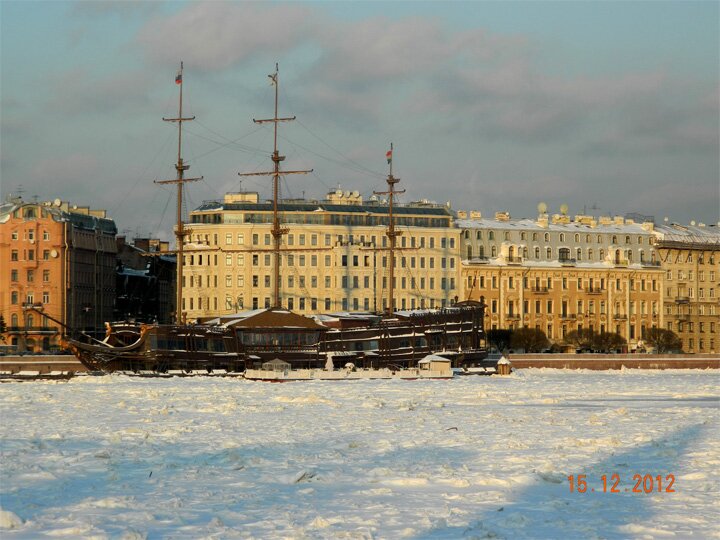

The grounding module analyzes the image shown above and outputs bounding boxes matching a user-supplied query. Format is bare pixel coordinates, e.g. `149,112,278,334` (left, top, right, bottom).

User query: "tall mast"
374,143,405,315
155,62,202,323
239,63,312,308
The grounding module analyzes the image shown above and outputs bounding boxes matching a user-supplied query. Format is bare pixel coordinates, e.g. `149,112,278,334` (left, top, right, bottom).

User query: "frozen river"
1,369,718,539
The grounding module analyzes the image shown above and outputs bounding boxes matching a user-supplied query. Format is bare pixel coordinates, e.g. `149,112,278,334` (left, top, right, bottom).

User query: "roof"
455,217,652,235
194,201,453,217
653,223,720,247
223,308,328,330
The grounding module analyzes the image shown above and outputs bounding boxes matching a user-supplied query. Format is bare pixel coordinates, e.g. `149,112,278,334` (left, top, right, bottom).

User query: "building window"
11,250,18,261
43,270,50,282
11,291,18,304
11,270,18,282
42,291,49,304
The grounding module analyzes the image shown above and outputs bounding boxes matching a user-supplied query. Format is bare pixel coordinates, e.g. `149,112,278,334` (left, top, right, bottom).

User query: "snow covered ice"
1,369,718,539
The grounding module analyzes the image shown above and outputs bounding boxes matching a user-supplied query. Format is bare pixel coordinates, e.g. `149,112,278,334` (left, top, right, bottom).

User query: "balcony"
641,260,661,267
613,259,629,267
559,257,576,266
505,256,523,265
613,314,628,320
675,296,690,304
587,287,603,294
560,313,576,320
505,314,520,320
532,286,549,294
467,257,489,265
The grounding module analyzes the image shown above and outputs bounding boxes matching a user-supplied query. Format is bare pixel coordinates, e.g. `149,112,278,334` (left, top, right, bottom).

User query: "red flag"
386,149,392,163
175,71,182,85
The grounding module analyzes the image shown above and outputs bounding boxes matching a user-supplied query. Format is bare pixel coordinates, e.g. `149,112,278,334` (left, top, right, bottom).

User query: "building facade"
0,197,117,351
182,190,461,320
457,211,664,350
116,236,176,323
654,223,719,354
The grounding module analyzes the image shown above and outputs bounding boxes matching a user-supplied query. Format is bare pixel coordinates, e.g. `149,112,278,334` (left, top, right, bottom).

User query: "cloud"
45,68,154,116
136,2,318,71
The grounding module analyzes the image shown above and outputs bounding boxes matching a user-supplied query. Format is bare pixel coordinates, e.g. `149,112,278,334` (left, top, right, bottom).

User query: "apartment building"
654,222,719,354
458,210,663,349
181,190,461,320
0,197,117,351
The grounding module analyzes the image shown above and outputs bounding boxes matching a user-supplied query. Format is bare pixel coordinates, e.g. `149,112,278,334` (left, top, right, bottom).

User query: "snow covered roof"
456,217,652,235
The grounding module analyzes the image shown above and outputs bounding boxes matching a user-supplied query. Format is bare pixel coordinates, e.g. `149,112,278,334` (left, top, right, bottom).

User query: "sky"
1,1,718,241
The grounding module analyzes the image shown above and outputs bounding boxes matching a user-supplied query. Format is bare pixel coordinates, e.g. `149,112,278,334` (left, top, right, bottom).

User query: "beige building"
182,190,461,320
654,222,719,354
457,210,664,349
0,197,117,351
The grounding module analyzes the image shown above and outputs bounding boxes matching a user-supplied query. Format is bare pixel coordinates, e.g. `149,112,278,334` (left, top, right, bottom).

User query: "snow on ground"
1,369,718,539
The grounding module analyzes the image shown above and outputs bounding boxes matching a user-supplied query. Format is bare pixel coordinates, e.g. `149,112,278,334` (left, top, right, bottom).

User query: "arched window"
523,247,528,258
639,250,645,262
612,235,617,244
560,233,565,242
588,249,593,260
27,314,34,327
625,235,631,244
597,235,602,243
491,245,497,257
532,233,538,241
479,246,485,258
467,246,473,259
488,231,495,240
576,248,582,261
546,247,552,259
520,232,526,240
534,247,540,259
638,236,643,245
627,250,633,262
11,314,18,326
544,233,550,242
586,235,591,243
600,249,605,261
504,231,511,241
574,234,580,242
559,248,570,261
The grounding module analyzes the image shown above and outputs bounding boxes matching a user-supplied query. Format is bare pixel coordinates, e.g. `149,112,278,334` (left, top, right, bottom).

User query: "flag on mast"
175,70,182,85
386,149,393,164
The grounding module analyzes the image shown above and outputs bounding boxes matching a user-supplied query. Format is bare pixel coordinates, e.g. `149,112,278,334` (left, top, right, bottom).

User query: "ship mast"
155,62,202,323
239,64,312,308
374,143,405,315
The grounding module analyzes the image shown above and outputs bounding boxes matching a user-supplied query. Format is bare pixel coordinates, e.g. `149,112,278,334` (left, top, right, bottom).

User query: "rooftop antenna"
374,143,405,315
154,61,203,323
239,63,313,308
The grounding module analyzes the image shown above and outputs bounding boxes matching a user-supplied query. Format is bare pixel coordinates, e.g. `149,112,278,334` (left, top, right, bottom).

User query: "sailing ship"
63,63,491,377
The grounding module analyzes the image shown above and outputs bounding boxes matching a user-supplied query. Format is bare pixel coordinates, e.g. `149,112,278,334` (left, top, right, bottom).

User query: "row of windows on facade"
468,245,655,263
490,322,654,340
665,286,716,299
668,251,717,264
192,232,456,249
669,334,715,352
186,252,457,270
667,270,717,281
668,321,716,334
182,295,448,312
9,269,52,283
666,304,717,316
9,229,51,241
184,273,456,292
468,275,658,292
487,299,658,316
10,249,55,262
9,291,51,305
4,312,53,328
464,230,653,246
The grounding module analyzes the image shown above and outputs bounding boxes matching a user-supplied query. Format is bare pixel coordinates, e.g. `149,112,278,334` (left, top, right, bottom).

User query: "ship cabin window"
194,337,227,352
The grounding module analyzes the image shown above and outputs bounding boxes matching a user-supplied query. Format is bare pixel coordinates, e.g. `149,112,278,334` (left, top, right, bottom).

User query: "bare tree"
592,332,626,353
645,328,682,353
510,327,550,353
564,328,596,351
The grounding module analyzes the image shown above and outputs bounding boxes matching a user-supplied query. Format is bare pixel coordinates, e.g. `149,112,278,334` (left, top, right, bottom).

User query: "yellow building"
182,190,461,320
654,222,719,354
457,210,664,349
